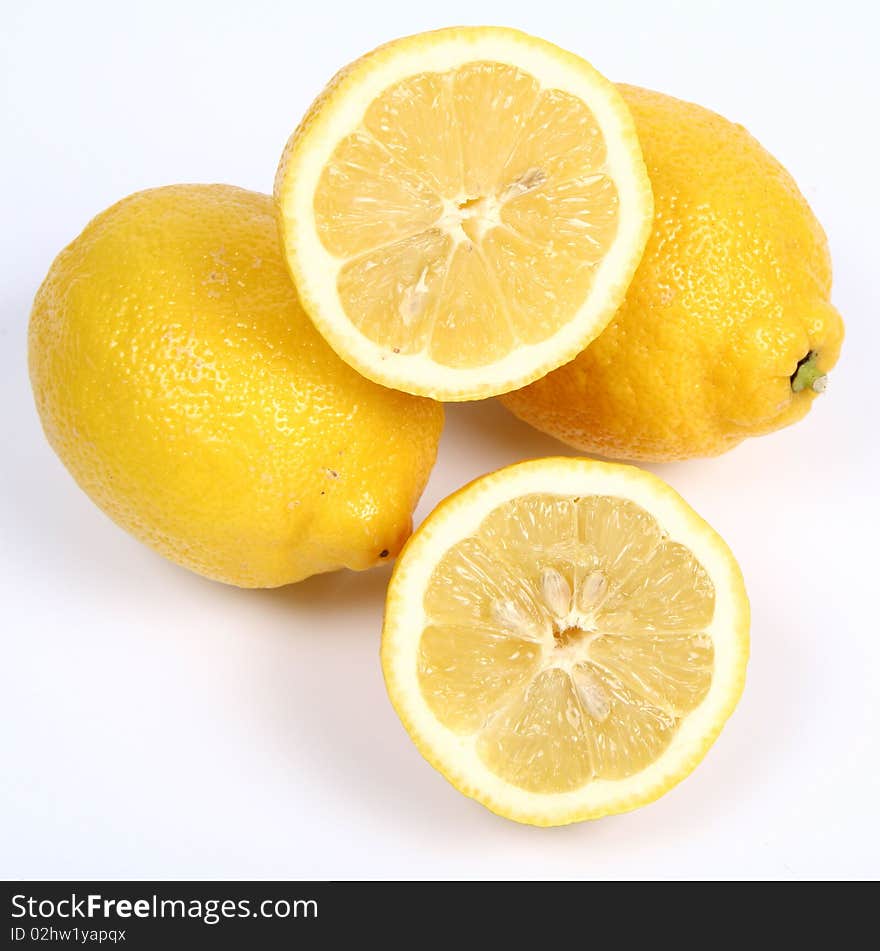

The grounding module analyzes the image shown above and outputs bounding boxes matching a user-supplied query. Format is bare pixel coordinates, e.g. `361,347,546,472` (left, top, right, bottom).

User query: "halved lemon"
275,27,653,400
382,458,749,825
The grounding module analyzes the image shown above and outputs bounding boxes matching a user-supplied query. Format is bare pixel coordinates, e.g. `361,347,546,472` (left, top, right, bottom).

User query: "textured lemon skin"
382,458,749,826
501,85,845,461
29,185,443,587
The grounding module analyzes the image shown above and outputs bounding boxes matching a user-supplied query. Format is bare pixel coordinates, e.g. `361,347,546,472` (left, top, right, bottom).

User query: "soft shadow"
443,396,737,494
254,561,395,618
242,568,491,837
444,399,586,462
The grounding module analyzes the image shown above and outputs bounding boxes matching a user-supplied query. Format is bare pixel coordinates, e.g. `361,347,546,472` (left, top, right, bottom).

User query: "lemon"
29,185,443,587
501,85,845,461
382,458,749,825
275,26,653,401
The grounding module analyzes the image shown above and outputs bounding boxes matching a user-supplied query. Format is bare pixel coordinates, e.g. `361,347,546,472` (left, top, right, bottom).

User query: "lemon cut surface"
382,459,749,825
275,27,652,400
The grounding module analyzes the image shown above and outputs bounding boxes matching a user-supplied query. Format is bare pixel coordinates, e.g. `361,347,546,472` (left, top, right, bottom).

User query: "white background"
2,0,878,881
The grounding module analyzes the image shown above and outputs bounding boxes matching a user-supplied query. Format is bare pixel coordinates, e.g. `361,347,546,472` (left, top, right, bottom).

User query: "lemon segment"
382,459,749,825
276,27,653,400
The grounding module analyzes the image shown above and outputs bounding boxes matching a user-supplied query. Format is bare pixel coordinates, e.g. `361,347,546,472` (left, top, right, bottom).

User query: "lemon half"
275,27,653,400
382,458,749,825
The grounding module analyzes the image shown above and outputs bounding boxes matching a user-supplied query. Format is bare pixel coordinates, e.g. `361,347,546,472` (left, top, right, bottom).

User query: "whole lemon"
29,185,443,587
500,85,845,461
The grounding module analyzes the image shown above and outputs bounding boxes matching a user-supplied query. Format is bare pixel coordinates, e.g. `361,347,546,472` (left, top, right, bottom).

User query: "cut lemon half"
275,27,653,400
382,458,749,825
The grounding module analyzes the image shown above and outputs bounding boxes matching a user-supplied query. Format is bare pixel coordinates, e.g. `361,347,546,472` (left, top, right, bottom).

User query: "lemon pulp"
314,62,619,369
417,494,715,794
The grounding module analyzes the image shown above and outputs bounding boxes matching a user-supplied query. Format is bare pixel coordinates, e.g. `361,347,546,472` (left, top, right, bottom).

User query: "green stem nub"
791,351,827,394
